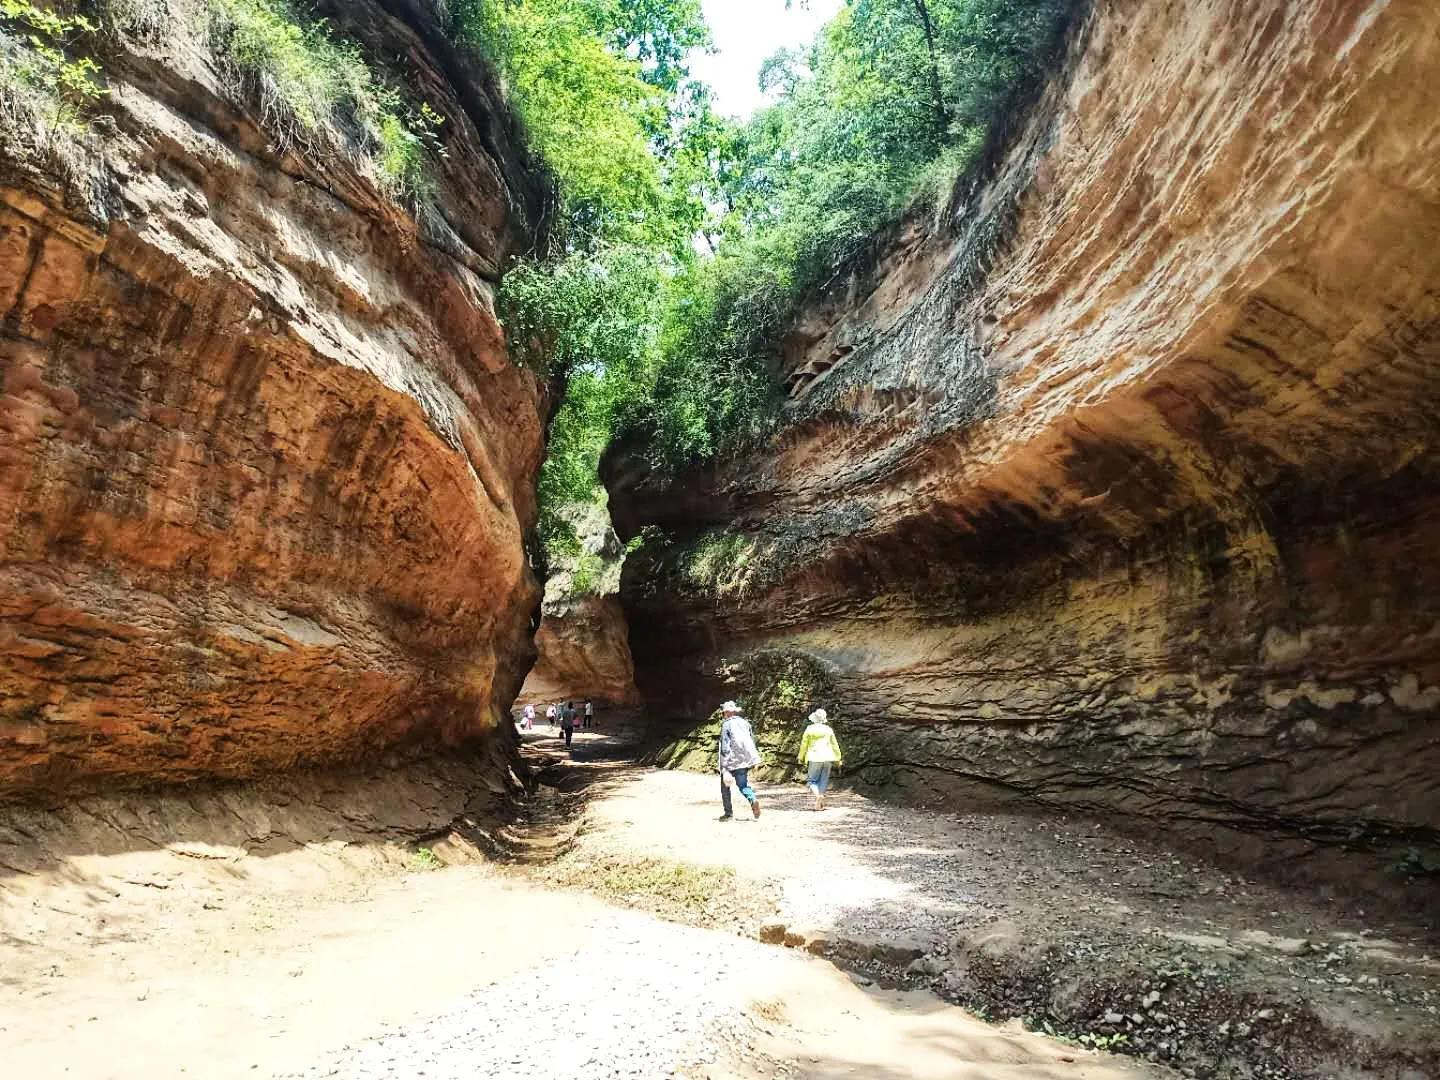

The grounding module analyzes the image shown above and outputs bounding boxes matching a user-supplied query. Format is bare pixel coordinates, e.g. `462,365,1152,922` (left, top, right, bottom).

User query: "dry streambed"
552,767,1440,1080
0,746,1154,1080
2,738,1433,1079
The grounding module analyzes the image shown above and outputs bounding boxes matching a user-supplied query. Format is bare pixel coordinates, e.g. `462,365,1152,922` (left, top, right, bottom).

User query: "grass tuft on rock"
0,1,105,133
204,0,444,197
2,0,446,204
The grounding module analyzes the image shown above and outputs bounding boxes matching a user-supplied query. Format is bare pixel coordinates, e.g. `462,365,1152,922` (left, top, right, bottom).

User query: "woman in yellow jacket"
797,708,843,811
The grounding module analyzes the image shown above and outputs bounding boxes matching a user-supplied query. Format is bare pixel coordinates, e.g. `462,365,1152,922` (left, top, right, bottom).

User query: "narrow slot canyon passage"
4,722,1437,1078
2,0,1439,1077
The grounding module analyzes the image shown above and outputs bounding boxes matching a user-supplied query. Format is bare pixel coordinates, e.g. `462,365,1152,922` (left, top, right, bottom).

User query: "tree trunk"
909,0,951,137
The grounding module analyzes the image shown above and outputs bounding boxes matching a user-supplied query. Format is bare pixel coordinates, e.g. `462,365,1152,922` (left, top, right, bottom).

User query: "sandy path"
0,863,1156,1080
578,766,1440,967
284,902,1148,1080
2,867,591,1079
557,764,1440,1076
1,763,1158,1079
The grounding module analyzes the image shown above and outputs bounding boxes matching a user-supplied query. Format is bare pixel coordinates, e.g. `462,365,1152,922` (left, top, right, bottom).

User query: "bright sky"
691,0,844,119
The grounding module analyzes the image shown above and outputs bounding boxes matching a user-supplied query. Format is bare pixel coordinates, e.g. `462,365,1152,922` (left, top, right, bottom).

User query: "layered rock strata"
0,1,549,797
518,503,642,713
611,0,1440,859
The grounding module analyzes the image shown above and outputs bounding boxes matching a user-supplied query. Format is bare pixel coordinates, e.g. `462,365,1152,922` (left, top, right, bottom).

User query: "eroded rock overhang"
609,0,1440,856
0,0,552,797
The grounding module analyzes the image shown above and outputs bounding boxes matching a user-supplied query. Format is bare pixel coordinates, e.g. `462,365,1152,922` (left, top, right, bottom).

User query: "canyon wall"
0,0,550,797
610,0,1440,861
518,503,641,713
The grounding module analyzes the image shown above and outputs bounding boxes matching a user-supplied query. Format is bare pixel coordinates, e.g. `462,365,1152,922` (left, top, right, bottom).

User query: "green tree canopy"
471,0,1075,570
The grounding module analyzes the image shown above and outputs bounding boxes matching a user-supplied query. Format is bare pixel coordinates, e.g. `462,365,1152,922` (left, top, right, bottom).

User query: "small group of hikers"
518,699,594,750
716,700,843,820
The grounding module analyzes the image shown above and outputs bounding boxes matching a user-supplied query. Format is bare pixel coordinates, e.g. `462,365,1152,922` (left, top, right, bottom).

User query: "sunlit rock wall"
609,0,1440,859
518,503,642,713
0,0,551,797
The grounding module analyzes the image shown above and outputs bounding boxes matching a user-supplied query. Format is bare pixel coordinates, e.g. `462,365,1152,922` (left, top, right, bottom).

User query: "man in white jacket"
717,701,762,821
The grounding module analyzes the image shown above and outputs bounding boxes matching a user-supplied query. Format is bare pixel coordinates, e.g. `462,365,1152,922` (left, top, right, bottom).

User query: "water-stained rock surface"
609,0,1440,869
0,1,550,797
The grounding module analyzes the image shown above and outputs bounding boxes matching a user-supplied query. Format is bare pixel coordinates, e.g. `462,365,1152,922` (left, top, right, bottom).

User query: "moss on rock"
646,647,834,781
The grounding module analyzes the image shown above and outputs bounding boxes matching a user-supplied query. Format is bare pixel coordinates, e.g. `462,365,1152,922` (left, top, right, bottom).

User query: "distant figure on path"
798,708,843,811
522,702,535,731
560,700,575,750
584,700,594,728
717,701,762,821
546,702,556,731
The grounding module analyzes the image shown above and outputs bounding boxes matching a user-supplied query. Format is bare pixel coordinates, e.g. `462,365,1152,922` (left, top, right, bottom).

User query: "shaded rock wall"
610,0,1440,860
0,1,550,797
518,503,641,712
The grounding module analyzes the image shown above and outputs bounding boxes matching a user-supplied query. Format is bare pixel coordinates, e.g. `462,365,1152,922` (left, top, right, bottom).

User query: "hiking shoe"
750,796,762,819
717,814,733,822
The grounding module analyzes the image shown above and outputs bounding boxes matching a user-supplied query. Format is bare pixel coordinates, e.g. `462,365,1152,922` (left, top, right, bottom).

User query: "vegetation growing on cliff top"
2,0,449,198
205,0,445,196
450,0,710,252
0,1,104,133
483,0,1074,564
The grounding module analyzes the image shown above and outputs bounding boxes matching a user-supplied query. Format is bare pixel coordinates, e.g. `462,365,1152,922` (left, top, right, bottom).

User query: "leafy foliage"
0,0,105,133
624,0,1074,471
678,530,759,598
568,551,606,597
206,0,445,196
3,0,454,197
463,0,719,557
499,247,667,552
478,0,1073,560
451,0,709,251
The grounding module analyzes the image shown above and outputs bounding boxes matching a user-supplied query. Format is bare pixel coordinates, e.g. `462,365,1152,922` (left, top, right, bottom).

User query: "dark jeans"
720,767,756,817
563,726,573,749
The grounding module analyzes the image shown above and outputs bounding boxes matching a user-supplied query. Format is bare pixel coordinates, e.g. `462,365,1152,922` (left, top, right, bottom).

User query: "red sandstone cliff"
609,0,1440,862
517,502,642,713
0,1,550,796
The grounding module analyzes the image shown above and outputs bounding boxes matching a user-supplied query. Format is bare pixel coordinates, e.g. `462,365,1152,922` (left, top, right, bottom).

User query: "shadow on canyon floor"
0,729,644,912
0,755,503,881
565,764,1440,1079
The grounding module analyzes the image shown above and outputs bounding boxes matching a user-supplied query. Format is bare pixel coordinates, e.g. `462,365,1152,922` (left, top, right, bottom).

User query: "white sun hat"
809,708,827,723
720,701,741,714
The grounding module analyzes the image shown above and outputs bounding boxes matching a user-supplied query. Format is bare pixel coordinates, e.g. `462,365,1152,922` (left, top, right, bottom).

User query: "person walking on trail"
522,702,535,731
717,701,762,821
560,701,576,750
545,702,556,731
584,700,594,729
798,708,843,811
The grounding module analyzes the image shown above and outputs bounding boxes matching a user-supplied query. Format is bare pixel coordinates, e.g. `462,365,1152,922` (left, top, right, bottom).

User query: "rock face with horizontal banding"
0,0,550,798
517,502,642,713
608,0,1440,863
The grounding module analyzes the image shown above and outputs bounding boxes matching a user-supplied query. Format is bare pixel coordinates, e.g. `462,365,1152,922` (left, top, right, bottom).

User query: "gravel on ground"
554,762,1440,1079
286,909,773,1080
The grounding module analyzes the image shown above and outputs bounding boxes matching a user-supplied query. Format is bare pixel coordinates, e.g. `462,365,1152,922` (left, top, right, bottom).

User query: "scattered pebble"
285,911,770,1079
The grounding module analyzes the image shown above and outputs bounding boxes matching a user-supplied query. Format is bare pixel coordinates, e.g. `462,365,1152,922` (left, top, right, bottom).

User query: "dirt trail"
0,734,1159,1080
532,732,1440,1079
5,727,1435,1078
